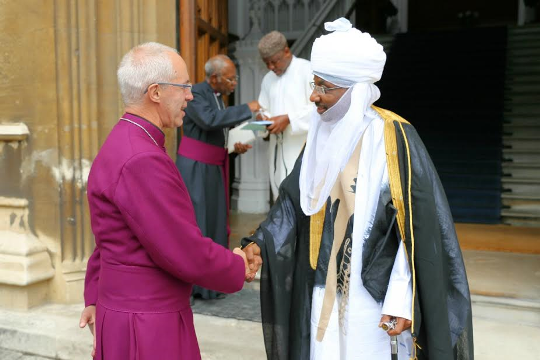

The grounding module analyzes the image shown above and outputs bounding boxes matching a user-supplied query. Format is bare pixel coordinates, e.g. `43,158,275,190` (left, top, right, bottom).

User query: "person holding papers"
176,54,261,300
258,31,315,200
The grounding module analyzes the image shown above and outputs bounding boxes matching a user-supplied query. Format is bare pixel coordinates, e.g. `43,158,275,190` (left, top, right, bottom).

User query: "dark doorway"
409,0,518,31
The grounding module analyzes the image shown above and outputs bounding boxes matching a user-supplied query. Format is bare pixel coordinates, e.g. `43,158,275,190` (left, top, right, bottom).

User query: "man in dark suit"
176,55,260,300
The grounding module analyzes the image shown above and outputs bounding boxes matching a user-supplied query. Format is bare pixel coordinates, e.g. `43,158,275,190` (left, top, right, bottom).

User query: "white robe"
310,116,413,360
258,56,315,200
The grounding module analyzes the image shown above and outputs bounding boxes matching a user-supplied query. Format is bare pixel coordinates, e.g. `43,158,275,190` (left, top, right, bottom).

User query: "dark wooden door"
179,0,228,84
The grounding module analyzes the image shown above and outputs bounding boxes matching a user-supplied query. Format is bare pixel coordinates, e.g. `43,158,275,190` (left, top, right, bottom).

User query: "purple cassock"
84,113,245,360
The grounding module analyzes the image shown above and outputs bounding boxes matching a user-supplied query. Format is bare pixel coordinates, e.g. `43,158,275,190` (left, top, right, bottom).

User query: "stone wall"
0,0,177,308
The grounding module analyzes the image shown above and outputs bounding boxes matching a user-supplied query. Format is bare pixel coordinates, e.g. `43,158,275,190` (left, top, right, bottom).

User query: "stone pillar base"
0,198,55,309
0,282,49,310
61,270,86,304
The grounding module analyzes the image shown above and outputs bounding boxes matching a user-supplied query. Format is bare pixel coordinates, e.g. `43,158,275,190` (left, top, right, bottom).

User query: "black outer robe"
241,117,474,359
177,81,252,299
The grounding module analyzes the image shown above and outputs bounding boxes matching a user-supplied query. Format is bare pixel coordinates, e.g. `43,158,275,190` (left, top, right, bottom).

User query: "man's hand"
256,112,269,120
379,314,411,336
80,305,96,357
234,142,252,154
267,115,289,134
247,100,261,113
233,247,251,282
242,243,262,282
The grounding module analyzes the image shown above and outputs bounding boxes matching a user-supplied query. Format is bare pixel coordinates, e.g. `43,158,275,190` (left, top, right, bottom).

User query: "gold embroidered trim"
373,105,419,355
309,204,326,270
397,120,418,357
382,117,406,241
337,237,352,332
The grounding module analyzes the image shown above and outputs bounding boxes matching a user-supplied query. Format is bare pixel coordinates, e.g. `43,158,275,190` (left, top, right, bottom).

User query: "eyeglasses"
144,82,193,94
310,82,343,95
220,75,239,84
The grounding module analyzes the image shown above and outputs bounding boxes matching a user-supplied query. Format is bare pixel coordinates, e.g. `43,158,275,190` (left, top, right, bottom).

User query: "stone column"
0,124,55,309
231,3,271,213
0,0,177,308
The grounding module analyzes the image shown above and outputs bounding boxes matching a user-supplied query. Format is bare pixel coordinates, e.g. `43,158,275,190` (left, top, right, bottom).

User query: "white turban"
300,18,387,216
311,17,386,87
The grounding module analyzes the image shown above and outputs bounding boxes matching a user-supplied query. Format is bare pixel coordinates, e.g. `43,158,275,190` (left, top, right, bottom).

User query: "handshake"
233,243,262,282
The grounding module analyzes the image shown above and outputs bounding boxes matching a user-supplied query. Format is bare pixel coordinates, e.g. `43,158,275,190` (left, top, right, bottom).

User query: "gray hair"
204,55,231,79
117,42,178,106
258,31,287,59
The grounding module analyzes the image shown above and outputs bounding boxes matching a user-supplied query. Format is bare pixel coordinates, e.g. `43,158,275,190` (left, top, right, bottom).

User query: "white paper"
227,122,257,154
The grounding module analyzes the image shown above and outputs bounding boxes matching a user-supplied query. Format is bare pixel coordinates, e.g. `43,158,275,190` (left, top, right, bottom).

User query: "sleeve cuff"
381,242,412,320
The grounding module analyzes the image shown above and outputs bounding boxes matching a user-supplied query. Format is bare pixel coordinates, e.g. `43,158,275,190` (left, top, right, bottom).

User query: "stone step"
507,33,540,43
510,25,540,35
503,154,540,164
501,200,540,217
501,208,540,217
502,139,540,151
504,108,540,116
502,185,540,197
507,47,540,57
504,25,540,226
507,38,540,47
505,76,540,85
502,176,540,184
504,131,540,140
503,124,540,133
502,161,540,168
505,74,540,83
503,135,540,141
502,193,540,200
504,98,540,106
503,114,540,122
507,57,540,66
501,209,540,227
505,67,540,76
505,89,540,98
502,216,540,226
501,177,540,196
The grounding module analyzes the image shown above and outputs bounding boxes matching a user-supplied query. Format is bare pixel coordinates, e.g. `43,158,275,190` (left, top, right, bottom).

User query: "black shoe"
215,293,227,300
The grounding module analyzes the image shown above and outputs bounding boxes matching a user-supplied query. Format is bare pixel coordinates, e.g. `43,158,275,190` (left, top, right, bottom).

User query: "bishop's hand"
79,305,96,357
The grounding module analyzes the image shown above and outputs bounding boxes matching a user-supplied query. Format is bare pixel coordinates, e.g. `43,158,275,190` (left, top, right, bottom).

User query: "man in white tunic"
258,31,315,200
242,18,473,360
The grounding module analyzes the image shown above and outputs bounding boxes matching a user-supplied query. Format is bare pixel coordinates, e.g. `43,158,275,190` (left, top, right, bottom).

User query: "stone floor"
1,212,539,359
228,211,267,249
0,348,48,360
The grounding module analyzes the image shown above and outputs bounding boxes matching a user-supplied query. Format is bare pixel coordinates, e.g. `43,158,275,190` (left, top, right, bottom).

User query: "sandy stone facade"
0,0,178,309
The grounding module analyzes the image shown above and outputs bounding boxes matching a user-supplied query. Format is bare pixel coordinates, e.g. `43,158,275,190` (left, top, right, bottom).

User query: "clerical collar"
214,91,221,96
320,86,353,123
122,112,166,149
125,112,164,135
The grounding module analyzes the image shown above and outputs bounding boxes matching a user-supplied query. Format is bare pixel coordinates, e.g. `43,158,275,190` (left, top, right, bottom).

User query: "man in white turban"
242,18,473,360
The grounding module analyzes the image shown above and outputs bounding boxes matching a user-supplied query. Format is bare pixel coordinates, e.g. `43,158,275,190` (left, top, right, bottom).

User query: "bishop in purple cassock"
81,42,250,360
